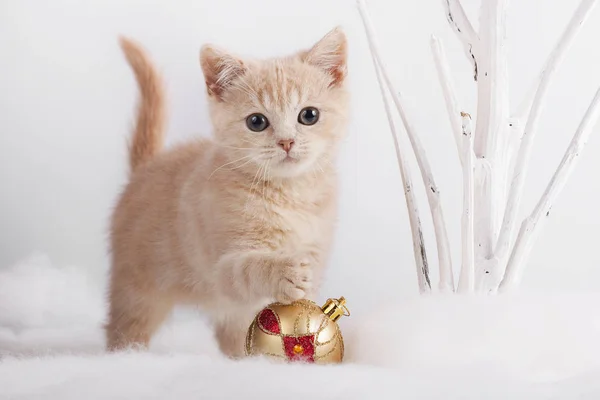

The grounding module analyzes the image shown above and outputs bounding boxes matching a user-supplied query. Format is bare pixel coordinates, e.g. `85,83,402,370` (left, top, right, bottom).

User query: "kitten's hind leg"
105,290,174,352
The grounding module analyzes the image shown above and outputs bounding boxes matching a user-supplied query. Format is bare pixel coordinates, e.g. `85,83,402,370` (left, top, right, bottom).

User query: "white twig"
459,0,510,288
458,112,475,293
431,35,464,165
475,0,510,158
441,0,479,81
441,0,477,43
495,0,599,265
358,0,454,292
370,51,431,294
499,86,600,291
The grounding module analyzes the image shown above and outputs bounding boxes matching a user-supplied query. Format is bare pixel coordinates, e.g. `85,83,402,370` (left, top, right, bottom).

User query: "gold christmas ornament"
245,297,350,364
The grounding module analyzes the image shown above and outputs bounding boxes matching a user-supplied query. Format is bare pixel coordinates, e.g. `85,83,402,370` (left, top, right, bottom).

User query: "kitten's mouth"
282,155,299,163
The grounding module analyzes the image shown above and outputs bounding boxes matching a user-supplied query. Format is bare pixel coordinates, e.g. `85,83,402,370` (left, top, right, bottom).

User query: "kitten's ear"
302,26,348,87
200,45,246,100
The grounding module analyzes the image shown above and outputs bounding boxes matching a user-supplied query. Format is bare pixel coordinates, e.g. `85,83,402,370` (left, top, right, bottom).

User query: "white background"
1,0,599,315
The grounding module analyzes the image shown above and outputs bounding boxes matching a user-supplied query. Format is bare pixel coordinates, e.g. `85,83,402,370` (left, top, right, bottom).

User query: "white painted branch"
458,112,475,293
441,0,479,81
359,1,431,293
441,0,477,43
358,0,454,292
499,86,600,292
431,35,464,165
494,0,599,265
465,0,510,289
370,48,431,294
475,0,510,158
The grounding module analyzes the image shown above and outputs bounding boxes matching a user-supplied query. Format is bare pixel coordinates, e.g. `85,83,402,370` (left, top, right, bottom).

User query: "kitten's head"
200,27,349,179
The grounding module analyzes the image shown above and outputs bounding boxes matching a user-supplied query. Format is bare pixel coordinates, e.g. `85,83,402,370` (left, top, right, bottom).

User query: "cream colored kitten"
106,28,349,357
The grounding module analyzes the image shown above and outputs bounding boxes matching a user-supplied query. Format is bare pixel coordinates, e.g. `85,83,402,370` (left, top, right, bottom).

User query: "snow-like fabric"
1,254,600,399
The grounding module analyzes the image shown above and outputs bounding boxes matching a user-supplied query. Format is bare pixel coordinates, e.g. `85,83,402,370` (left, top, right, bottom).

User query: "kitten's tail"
119,37,166,171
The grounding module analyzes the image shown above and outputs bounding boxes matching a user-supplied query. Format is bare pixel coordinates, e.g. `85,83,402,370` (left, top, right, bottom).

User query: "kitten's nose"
278,139,295,153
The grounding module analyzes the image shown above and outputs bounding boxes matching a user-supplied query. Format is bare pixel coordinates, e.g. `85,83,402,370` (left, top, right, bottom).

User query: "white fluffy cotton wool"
2,254,600,399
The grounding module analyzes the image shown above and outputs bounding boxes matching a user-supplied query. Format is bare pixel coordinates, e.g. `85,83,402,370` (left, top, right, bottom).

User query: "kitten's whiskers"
208,153,254,180
244,160,266,217
262,159,272,199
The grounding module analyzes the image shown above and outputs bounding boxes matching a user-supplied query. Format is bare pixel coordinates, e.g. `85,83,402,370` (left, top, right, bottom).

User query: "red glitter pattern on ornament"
283,335,315,362
258,308,280,334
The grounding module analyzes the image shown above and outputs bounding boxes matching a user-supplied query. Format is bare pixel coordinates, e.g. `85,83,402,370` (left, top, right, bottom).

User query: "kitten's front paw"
273,256,312,304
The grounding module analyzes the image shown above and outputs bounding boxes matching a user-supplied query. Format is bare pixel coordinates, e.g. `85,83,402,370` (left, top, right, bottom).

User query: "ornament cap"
321,296,350,322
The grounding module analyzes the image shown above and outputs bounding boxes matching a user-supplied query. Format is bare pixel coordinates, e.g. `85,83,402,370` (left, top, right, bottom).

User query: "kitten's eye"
298,107,320,126
246,113,269,132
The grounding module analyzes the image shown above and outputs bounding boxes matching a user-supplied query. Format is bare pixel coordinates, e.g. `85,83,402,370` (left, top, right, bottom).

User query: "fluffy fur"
106,28,349,357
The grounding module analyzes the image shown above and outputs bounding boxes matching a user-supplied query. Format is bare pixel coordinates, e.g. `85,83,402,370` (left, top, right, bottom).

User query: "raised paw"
272,256,313,304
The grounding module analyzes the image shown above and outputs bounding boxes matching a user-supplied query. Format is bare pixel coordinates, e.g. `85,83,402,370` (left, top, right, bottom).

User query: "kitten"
106,28,349,357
